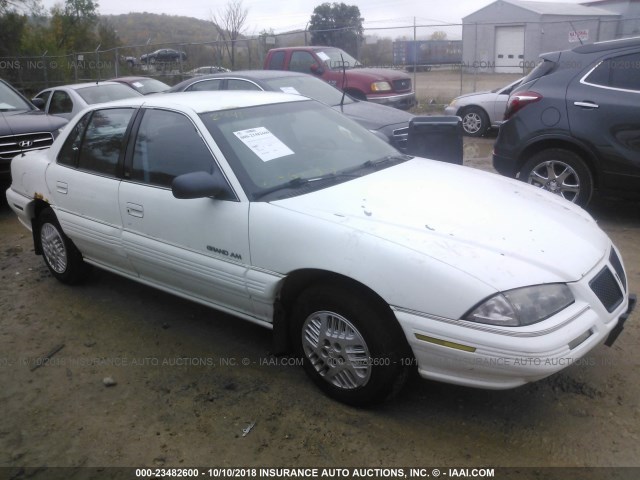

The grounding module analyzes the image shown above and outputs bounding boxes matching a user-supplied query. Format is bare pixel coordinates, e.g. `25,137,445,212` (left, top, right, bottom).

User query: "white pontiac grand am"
6,91,635,406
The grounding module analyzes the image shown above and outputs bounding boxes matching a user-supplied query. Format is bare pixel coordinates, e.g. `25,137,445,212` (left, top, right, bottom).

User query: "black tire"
519,148,593,206
150,57,156,64
460,106,489,137
291,284,412,406
37,208,90,284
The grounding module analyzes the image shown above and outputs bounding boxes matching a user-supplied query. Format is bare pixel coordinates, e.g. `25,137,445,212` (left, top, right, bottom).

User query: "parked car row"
3,38,636,405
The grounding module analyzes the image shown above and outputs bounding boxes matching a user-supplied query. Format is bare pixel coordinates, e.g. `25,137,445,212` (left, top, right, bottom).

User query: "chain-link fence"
1,15,637,103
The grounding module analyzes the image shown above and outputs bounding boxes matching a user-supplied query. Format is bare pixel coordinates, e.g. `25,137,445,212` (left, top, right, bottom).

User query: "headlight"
371,81,392,92
463,284,574,327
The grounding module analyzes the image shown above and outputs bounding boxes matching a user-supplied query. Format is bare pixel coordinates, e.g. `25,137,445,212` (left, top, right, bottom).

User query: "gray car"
169,70,417,152
0,79,68,183
493,36,640,206
444,77,522,137
33,82,143,121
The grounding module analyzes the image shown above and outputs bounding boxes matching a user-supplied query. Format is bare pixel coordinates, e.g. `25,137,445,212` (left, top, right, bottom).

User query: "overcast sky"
41,0,588,36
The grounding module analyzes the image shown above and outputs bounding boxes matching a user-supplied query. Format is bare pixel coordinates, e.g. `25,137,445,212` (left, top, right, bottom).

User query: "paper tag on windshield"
132,81,144,88
317,51,330,62
233,127,294,162
279,86,300,95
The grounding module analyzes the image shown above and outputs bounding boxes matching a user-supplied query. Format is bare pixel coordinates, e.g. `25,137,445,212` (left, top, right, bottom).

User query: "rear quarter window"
584,52,640,92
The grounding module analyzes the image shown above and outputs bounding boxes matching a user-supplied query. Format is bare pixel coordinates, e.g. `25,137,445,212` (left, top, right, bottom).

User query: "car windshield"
0,81,33,112
200,100,401,200
316,48,363,70
76,84,142,104
262,76,354,106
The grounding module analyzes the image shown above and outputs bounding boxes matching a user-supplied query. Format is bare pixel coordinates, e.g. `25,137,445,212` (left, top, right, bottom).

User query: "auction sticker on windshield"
233,127,294,162
279,86,301,95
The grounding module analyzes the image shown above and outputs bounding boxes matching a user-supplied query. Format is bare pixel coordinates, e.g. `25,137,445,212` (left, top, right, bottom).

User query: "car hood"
453,91,496,101
332,100,413,131
273,159,609,291
0,109,68,135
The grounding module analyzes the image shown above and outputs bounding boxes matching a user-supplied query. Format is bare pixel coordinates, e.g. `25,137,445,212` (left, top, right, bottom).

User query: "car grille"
590,266,624,313
392,126,409,151
393,79,412,92
609,248,627,292
0,132,54,160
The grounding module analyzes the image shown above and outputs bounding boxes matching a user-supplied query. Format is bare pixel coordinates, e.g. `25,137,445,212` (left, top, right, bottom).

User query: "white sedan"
444,77,522,136
6,91,635,405
32,81,142,121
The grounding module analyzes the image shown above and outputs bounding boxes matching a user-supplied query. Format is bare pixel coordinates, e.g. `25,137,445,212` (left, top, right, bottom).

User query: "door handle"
126,202,144,218
574,101,599,109
56,181,68,194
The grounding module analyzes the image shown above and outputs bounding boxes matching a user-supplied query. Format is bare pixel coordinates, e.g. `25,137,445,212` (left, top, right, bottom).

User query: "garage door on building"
495,26,524,73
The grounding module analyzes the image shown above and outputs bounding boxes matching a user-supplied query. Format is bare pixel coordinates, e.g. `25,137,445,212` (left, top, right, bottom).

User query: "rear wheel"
291,284,411,406
519,149,593,206
38,208,90,284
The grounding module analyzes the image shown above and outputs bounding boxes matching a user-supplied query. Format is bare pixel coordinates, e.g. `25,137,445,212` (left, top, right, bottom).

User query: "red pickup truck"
264,46,416,110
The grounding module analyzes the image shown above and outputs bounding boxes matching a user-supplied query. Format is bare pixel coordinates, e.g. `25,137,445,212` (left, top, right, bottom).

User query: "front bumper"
367,92,416,110
492,151,520,178
443,105,457,117
393,250,634,390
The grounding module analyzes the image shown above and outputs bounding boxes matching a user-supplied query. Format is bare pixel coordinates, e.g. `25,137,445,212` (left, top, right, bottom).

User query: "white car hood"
273,159,609,291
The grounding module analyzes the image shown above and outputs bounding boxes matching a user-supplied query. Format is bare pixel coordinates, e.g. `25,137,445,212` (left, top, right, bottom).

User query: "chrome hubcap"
41,223,67,273
301,311,371,390
463,113,481,134
528,160,580,202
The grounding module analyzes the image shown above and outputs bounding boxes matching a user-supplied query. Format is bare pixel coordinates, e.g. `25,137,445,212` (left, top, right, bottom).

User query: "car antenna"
95,43,102,84
340,52,347,108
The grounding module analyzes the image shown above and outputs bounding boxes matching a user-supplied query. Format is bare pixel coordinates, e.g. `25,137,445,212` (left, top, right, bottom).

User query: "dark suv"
493,37,640,206
0,79,68,183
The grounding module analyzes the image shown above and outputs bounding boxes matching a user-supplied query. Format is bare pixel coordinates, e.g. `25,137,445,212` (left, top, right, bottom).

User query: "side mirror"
31,98,45,109
310,63,324,76
171,171,233,200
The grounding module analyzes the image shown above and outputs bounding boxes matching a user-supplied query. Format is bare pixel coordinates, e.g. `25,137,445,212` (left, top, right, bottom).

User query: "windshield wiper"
254,172,360,200
361,154,412,169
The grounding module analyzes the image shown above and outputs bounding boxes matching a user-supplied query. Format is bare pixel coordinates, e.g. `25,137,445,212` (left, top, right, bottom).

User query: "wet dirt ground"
1,141,639,480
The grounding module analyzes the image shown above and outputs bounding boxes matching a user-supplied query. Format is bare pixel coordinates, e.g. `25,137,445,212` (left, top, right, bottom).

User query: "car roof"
573,35,640,54
39,81,125,92
93,90,309,114
110,76,155,82
171,70,308,91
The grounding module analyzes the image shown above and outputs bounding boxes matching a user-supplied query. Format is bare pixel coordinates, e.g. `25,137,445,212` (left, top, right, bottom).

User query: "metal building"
462,0,628,73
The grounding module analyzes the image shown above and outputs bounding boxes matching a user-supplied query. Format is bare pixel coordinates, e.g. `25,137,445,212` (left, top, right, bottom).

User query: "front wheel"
38,208,90,284
519,149,593,206
291,284,412,406
460,106,489,137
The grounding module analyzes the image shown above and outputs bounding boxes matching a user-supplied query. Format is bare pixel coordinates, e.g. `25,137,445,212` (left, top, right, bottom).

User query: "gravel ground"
1,142,639,480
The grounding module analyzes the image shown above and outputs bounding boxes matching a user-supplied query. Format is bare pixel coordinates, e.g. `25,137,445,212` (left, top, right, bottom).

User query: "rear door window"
77,108,136,177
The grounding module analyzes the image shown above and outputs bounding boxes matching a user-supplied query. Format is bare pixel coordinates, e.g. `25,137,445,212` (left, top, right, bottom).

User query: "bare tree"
211,0,248,69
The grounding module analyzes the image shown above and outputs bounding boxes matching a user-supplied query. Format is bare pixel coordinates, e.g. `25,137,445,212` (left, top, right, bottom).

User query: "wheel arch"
458,104,488,118
518,138,601,188
30,199,53,255
271,268,405,355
